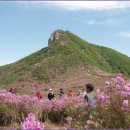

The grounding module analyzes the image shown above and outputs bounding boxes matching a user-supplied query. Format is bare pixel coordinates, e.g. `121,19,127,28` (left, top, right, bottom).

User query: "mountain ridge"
0,29,130,84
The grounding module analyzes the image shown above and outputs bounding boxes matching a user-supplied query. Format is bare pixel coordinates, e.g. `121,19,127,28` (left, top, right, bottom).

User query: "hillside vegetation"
0,30,130,84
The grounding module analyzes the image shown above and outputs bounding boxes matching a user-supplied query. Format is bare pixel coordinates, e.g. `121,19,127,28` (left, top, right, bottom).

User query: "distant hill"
0,29,130,84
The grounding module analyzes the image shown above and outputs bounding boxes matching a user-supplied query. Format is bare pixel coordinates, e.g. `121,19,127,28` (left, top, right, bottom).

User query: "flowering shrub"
21,113,44,130
95,73,130,128
0,90,89,126
0,73,130,128
65,116,73,125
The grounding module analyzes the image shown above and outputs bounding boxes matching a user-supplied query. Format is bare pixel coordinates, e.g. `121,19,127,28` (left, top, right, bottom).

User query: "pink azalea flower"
122,100,129,108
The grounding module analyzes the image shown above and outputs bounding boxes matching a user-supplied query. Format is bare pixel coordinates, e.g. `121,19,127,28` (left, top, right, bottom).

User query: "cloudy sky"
0,1,130,66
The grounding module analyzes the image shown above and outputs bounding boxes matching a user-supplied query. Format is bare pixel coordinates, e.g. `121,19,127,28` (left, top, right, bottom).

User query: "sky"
0,1,130,66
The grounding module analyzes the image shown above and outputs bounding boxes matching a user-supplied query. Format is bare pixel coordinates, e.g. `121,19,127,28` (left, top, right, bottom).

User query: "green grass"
0,30,130,84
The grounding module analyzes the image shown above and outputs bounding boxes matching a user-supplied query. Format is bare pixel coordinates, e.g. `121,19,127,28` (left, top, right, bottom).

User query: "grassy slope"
0,30,130,84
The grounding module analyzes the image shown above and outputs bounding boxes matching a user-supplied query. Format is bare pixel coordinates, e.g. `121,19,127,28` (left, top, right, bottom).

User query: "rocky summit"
0,29,130,85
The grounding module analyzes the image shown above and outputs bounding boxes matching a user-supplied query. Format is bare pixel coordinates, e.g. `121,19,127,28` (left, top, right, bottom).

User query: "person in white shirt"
83,89,86,96
77,90,82,96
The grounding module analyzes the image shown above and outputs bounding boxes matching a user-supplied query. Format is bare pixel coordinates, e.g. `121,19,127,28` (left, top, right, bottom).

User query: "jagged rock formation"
48,29,65,45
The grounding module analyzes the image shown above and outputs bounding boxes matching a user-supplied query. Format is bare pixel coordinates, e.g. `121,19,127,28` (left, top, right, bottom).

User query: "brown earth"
1,67,112,97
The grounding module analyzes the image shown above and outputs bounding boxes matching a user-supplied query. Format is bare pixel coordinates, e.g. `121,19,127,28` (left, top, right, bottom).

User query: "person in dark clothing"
59,88,64,97
48,88,55,100
9,87,16,94
40,95,42,99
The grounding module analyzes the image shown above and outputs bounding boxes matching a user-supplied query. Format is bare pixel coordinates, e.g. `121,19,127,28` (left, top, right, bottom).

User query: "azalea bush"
0,90,89,127
36,96,89,126
21,113,44,130
0,90,39,126
95,73,130,128
0,73,130,128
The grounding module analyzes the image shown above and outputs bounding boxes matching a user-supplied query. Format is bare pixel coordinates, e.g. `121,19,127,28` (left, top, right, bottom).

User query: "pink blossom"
104,81,111,94
122,100,129,108
65,116,73,125
21,113,44,130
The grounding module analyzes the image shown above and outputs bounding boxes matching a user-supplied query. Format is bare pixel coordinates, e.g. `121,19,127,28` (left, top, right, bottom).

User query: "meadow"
0,73,130,129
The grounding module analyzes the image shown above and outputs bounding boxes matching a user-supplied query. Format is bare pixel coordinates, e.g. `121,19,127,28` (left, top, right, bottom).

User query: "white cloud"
87,20,102,25
86,19,121,26
119,31,130,39
17,1,130,11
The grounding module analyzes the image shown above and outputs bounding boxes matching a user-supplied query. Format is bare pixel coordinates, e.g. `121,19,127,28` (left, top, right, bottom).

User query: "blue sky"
0,1,130,66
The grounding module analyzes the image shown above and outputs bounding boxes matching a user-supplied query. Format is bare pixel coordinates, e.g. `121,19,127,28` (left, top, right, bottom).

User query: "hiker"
36,91,42,100
83,89,86,96
84,83,96,108
33,81,38,88
9,87,16,94
67,89,73,97
59,88,64,97
48,88,55,100
77,90,82,96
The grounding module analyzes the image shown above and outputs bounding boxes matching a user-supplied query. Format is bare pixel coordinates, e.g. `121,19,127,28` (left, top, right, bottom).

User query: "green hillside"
0,29,130,84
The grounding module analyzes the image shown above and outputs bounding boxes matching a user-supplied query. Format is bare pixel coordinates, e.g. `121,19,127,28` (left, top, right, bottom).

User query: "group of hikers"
35,88,85,100
9,83,96,107
35,83,96,107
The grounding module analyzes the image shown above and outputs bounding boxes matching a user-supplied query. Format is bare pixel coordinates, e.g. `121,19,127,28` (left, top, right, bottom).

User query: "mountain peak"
1,30,130,85
48,29,66,45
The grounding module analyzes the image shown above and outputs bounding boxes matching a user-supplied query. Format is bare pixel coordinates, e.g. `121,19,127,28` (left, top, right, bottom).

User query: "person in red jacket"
36,91,42,100
67,89,73,97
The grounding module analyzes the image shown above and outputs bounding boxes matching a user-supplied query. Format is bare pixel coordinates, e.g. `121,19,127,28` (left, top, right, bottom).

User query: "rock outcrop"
48,29,64,44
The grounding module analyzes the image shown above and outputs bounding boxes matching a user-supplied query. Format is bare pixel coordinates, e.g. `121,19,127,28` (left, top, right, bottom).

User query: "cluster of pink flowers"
86,120,98,127
0,90,39,108
114,73,125,87
104,81,111,94
122,100,129,108
96,89,110,107
36,95,88,112
96,73,130,111
65,116,73,125
114,74,130,110
0,73,130,128
21,113,44,130
0,89,87,111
